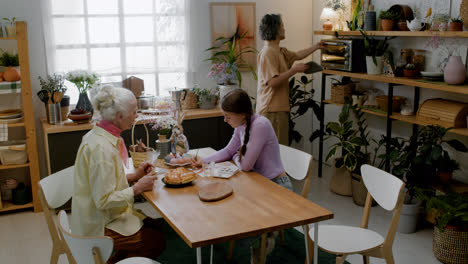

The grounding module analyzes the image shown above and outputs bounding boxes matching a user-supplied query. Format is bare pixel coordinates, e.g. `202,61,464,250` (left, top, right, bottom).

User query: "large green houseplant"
205,30,257,90
288,75,321,145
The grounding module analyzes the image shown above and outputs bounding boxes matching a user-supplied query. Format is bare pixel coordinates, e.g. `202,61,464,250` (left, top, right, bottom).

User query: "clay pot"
444,56,466,85
381,19,394,31
397,21,409,31
438,171,453,184
448,22,463,31
403,69,419,78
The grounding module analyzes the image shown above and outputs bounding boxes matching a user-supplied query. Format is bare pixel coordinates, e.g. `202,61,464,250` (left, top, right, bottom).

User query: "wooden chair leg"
50,245,60,264
227,240,235,261
259,233,268,264
303,225,313,264
363,255,369,264
384,252,395,264
279,230,285,245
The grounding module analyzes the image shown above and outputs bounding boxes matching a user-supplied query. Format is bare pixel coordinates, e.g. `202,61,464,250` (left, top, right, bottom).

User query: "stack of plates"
0,109,23,123
420,72,444,82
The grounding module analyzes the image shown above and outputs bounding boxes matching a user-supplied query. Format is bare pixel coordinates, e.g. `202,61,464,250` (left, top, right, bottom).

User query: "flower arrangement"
151,116,178,136
65,70,100,94
38,73,67,93
207,62,238,85
205,31,257,88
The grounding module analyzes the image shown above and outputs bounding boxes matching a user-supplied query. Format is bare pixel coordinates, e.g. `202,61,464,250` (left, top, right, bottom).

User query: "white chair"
309,164,405,264
38,166,76,264
227,144,314,263
58,210,160,264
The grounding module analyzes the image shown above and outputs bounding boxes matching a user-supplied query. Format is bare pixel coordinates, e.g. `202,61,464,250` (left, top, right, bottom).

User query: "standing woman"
256,14,322,144
71,85,165,263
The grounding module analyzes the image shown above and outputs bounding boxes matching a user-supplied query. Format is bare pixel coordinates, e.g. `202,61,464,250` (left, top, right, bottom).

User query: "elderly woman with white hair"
71,85,165,263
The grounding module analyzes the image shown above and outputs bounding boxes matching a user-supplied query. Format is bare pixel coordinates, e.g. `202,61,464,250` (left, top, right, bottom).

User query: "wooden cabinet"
0,22,41,212
315,31,468,177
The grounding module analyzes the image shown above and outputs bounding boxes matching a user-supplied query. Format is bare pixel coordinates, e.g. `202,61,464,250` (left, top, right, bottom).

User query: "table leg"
314,223,319,264
210,244,213,264
259,233,268,264
303,225,310,264
197,247,202,264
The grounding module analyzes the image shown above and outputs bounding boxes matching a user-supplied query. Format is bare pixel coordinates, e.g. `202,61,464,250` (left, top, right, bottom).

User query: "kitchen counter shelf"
323,100,387,117
0,163,30,170
391,113,468,136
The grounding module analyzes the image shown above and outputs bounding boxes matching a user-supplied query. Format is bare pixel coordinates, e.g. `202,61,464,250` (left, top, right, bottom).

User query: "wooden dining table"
143,148,334,264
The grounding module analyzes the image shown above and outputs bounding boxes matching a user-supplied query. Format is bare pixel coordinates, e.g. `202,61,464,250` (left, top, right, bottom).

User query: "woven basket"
351,173,376,207
433,227,468,264
376,95,406,113
129,122,155,168
181,89,199,109
331,83,354,104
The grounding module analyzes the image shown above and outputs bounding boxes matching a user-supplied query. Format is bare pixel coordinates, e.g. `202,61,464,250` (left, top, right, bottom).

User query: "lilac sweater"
203,114,284,179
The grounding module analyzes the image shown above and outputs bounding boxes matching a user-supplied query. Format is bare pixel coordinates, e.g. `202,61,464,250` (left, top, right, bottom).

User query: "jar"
412,49,425,72
137,95,155,110
400,49,413,66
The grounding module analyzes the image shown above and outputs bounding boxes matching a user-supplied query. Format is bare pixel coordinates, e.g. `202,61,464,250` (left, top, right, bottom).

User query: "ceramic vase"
217,84,238,100
365,56,383,75
444,56,466,85
156,136,170,159
76,92,94,114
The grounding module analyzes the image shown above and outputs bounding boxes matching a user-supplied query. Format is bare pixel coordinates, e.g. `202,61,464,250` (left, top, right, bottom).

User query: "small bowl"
68,111,92,122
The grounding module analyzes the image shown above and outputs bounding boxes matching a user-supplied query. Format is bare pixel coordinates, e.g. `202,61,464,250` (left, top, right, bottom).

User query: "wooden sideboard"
42,108,233,175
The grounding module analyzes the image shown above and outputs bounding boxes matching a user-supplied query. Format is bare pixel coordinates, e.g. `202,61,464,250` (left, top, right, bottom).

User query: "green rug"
156,219,349,264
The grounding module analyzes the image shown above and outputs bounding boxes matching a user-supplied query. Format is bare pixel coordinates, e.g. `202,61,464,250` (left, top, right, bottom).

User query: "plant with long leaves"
38,73,67,93
360,30,395,66
205,29,257,88
289,75,321,144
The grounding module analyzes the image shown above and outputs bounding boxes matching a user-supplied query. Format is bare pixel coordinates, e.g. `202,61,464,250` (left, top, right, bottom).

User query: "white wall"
0,0,314,179
312,0,468,182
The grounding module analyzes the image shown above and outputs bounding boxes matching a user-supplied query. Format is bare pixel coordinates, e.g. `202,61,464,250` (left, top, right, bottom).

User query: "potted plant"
3,17,16,37
437,153,459,184
38,74,67,124
205,30,257,98
403,63,418,78
416,188,468,264
192,87,219,110
379,10,399,31
0,49,20,82
65,70,100,115
448,17,464,31
324,99,382,201
360,30,394,75
288,75,321,145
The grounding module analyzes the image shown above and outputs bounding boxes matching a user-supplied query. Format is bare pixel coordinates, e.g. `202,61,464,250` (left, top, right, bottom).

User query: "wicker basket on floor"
129,122,155,168
433,227,468,264
331,83,354,104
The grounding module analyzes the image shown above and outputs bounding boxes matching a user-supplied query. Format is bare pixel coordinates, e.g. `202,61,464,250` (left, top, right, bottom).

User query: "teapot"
406,18,425,31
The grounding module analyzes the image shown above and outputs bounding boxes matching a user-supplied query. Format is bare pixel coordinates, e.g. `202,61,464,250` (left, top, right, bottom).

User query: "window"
43,0,189,102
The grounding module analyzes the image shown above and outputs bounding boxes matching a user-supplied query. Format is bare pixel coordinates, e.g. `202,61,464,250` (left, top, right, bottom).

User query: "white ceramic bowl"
420,71,444,77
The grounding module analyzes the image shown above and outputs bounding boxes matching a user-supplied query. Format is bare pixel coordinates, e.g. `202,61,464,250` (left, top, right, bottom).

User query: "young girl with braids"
192,89,292,191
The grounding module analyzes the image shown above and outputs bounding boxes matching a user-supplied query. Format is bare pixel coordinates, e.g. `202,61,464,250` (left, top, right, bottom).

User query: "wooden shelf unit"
323,70,468,95
0,22,41,212
0,201,33,213
314,30,468,38
323,100,468,137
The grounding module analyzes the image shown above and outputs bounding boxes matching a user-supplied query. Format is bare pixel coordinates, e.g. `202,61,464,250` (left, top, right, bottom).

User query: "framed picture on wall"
209,2,256,71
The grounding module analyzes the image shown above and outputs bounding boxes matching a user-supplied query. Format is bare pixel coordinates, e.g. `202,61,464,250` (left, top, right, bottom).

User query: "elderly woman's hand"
135,162,154,179
190,156,203,168
132,174,157,195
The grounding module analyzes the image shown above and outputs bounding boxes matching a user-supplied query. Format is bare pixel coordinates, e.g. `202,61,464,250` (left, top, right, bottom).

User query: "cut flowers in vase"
151,116,178,137
65,70,100,94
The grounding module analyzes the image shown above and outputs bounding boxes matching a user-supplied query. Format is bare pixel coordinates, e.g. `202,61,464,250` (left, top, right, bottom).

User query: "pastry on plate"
164,167,196,184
